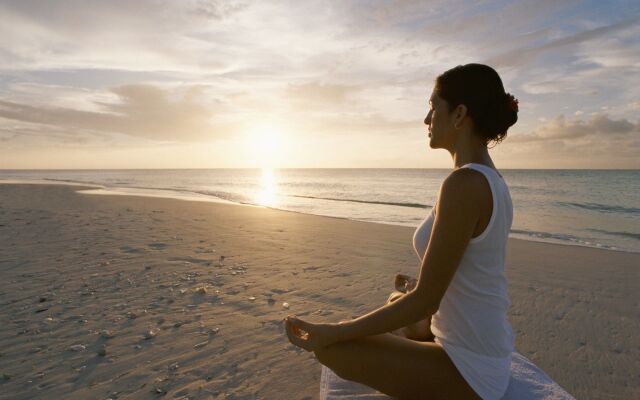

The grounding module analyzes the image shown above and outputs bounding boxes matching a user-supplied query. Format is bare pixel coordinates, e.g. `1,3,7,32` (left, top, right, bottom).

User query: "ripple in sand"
172,256,212,266
194,340,209,349
68,344,86,352
271,288,291,294
100,329,114,339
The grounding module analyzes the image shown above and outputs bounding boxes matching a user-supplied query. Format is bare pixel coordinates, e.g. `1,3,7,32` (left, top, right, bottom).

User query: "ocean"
1,168,638,253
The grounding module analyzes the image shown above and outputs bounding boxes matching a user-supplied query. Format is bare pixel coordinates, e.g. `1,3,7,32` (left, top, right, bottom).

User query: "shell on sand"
194,340,209,349
143,329,158,340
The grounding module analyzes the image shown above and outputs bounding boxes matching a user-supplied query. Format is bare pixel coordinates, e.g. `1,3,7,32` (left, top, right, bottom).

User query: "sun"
245,123,287,168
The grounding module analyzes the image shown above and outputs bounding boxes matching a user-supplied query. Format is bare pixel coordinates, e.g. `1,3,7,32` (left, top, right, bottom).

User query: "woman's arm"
332,168,482,343
334,289,429,343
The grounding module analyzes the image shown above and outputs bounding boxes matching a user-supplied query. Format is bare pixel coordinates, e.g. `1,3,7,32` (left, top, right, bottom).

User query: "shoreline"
1,179,638,255
0,183,638,399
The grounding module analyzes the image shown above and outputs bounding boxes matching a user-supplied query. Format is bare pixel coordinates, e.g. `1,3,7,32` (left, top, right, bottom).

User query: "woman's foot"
386,289,434,342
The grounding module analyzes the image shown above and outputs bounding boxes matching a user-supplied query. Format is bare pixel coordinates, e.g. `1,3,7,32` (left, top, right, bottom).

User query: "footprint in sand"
120,246,144,254
148,242,168,250
167,256,210,265
270,288,291,294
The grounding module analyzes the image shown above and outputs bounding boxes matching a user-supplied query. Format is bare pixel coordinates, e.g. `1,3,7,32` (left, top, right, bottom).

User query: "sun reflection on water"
256,168,278,207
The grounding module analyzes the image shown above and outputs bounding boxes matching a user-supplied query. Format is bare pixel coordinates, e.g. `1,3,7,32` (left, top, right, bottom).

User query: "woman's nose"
424,111,432,125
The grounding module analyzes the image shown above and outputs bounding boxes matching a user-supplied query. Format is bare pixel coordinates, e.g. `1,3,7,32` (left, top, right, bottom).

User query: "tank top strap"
460,163,503,181
460,163,501,244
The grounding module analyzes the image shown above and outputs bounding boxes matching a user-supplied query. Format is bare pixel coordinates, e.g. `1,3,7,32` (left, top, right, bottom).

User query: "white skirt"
436,336,512,400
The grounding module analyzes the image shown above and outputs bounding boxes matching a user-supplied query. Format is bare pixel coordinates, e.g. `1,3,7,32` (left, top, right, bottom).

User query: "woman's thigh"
314,333,481,400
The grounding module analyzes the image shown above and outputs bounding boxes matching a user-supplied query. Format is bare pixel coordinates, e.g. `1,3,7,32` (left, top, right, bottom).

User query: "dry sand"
0,183,638,399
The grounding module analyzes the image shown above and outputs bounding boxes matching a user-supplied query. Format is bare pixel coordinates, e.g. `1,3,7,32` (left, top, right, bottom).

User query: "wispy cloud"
510,114,639,143
485,16,640,68
0,84,239,141
499,113,640,168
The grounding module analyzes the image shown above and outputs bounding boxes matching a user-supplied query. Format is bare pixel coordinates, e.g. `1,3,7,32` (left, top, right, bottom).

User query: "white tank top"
412,162,515,358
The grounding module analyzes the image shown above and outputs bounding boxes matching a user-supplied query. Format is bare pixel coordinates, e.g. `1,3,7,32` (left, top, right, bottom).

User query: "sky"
0,0,639,169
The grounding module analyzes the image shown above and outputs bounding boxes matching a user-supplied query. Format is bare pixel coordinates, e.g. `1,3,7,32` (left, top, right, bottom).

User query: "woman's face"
424,91,456,150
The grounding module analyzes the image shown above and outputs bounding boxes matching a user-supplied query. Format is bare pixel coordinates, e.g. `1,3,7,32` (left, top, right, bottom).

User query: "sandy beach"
0,183,638,400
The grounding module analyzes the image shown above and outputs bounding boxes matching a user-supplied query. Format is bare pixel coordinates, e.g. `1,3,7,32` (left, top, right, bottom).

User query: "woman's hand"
284,315,342,352
394,273,418,293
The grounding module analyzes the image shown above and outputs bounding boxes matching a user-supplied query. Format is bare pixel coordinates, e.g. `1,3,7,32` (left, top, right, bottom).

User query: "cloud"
190,0,249,20
498,113,640,168
297,112,418,136
0,0,249,72
485,16,640,68
0,84,240,141
284,82,363,109
510,113,639,143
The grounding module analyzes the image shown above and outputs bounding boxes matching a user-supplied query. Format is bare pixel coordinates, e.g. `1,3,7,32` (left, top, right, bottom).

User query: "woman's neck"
445,129,496,169
452,146,493,170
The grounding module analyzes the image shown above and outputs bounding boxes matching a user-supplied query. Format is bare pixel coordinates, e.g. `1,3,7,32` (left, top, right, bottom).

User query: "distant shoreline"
0,178,640,254
1,178,639,255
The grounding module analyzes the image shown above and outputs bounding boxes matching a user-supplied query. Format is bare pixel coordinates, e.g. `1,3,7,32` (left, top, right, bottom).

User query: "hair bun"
506,92,519,113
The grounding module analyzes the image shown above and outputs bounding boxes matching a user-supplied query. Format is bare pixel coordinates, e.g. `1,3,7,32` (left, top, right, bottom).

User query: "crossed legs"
314,332,481,399
314,288,480,399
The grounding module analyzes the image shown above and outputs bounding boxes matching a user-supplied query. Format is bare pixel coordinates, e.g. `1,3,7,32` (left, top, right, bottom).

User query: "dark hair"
435,63,518,147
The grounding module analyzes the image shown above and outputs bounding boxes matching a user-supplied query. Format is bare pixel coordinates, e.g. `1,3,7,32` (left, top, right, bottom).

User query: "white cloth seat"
320,351,575,400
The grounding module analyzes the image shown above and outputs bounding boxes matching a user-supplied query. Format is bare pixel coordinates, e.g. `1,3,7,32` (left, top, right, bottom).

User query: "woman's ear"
454,104,467,129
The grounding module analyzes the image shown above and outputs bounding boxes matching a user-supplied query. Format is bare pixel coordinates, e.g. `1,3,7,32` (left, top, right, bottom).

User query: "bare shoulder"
439,168,488,202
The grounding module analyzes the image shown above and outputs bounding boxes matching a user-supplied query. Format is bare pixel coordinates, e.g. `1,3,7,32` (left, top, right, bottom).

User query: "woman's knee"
314,342,341,367
314,342,355,380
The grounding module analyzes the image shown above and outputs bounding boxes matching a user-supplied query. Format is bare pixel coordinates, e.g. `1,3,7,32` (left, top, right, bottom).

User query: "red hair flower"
507,93,519,112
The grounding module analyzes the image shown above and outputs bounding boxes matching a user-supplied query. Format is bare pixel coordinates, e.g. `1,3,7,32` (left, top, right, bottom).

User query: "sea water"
1,168,638,253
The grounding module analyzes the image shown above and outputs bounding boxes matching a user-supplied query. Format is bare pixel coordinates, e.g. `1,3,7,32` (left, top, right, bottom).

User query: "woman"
285,63,519,400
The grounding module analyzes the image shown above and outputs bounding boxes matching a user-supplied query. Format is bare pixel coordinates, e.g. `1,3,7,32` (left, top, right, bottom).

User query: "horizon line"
1,167,638,171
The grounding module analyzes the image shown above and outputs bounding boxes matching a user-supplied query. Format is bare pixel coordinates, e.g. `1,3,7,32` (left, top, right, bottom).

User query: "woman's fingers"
285,317,312,351
395,273,416,293
285,319,306,347
395,274,408,292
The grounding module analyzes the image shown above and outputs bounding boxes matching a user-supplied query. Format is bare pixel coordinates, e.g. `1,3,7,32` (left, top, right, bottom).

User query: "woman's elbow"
411,289,438,318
